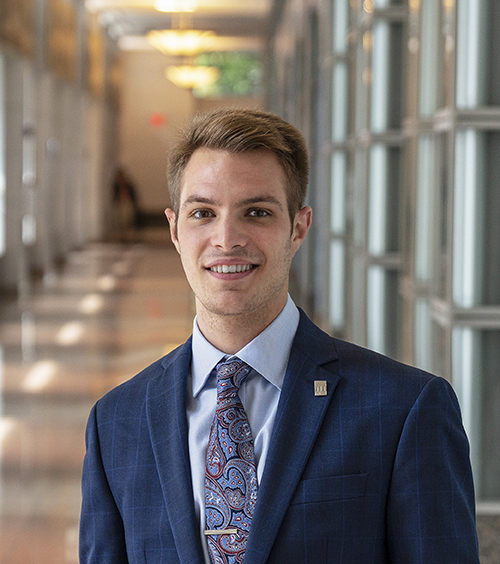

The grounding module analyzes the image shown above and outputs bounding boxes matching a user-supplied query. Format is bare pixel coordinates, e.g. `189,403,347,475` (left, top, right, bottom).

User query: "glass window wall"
269,0,500,503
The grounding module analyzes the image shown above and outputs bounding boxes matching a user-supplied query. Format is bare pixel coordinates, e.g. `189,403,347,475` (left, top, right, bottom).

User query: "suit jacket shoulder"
93,337,192,416
295,308,435,386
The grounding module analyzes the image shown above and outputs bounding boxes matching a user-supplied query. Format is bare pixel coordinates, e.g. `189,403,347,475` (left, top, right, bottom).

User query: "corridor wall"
267,0,500,509
0,2,119,294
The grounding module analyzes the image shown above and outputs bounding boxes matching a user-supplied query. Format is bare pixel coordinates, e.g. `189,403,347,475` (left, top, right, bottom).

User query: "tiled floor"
0,231,194,563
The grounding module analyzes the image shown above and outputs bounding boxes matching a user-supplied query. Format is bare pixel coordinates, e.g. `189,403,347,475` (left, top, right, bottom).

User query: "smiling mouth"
209,264,255,274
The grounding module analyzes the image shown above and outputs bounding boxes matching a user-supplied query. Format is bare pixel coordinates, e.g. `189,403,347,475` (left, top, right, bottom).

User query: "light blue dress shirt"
187,295,300,562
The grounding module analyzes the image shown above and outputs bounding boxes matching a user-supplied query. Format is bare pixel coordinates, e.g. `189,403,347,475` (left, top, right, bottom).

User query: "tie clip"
204,528,238,536
314,380,327,396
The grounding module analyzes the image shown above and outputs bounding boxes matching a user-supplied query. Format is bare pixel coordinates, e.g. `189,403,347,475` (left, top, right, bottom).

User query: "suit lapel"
245,312,341,564
146,340,205,564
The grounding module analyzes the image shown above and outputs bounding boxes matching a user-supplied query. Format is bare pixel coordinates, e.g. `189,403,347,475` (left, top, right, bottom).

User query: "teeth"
210,264,253,274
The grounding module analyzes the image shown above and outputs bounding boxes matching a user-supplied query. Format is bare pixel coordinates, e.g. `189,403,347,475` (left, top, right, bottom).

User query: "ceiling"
86,0,272,51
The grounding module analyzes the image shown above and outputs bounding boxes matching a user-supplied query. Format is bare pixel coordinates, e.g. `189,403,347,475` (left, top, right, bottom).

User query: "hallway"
0,230,194,563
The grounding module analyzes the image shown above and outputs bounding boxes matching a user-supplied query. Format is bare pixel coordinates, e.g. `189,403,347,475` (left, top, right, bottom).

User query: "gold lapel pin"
314,380,327,396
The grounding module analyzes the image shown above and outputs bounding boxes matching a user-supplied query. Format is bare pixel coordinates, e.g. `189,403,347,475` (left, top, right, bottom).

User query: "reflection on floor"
0,235,193,563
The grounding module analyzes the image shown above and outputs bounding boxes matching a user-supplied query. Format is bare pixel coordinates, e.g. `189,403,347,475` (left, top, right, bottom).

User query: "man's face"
165,148,311,329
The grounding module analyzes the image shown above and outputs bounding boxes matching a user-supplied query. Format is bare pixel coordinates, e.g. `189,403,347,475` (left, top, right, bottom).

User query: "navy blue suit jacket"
80,310,479,563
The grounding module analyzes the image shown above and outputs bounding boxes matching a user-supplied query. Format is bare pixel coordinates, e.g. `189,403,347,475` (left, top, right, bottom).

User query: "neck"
196,299,287,355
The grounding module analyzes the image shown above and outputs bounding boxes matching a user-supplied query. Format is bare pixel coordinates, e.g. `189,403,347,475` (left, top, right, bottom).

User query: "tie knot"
215,358,251,398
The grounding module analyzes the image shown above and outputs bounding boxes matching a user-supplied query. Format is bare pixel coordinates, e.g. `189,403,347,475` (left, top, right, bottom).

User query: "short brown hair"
167,108,309,224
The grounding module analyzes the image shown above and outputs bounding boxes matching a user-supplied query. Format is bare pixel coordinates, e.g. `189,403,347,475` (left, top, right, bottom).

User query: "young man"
80,109,479,563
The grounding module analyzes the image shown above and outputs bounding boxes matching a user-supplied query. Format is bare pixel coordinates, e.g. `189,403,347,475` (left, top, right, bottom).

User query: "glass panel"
385,147,401,253
0,53,5,257
453,130,485,307
387,23,404,130
333,0,349,54
22,63,37,248
452,327,481,492
329,239,345,329
374,0,406,6
368,145,387,256
367,265,385,354
354,33,369,133
435,132,450,300
368,145,402,256
482,131,500,305
374,0,404,6
431,320,447,378
367,266,399,358
406,5,419,119
453,131,500,306
331,151,346,234
439,0,454,108
418,0,440,117
22,64,36,188
486,1,500,105
480,330,500,499
401,137,416,271
384,269,399,360
456,0,488,108
351,254,366,346
415,135,435,282
353,149,367,246
452,328,500,500
371,21,389,133
414,299,432,373
332,62,348,142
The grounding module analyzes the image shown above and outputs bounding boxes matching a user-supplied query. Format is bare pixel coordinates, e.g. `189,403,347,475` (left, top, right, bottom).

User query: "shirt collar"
191,295,299,397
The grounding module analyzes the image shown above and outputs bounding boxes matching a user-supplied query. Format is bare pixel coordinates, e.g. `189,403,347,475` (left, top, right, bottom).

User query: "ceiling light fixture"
148,29,216,56
166,65,219,89
154,0,197,13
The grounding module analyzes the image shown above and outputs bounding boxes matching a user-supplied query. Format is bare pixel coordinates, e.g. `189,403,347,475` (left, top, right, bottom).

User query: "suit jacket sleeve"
386,375,479,563
79,403,129,564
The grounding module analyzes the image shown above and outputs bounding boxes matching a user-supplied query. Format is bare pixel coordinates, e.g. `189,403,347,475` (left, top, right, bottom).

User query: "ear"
291,206,312,256
165,208,180,254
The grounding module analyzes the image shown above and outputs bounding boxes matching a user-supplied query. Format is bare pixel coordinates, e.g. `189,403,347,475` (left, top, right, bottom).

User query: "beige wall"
192,96,263,114
119,50,194,212
119,49,264,213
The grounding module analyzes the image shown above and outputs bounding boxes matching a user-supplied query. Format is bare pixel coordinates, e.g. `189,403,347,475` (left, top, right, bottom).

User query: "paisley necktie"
205,358,258,563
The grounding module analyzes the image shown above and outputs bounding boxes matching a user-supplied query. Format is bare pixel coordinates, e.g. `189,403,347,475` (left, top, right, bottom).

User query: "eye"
190,209,214,220
247,208,271,218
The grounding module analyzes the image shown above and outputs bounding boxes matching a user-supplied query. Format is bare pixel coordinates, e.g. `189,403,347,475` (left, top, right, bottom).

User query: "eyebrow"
181,194,284,211
181,195,217,210
241,196,284,210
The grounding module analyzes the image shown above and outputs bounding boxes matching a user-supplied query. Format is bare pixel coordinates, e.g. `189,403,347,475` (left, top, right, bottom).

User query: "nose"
211,214,247,250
